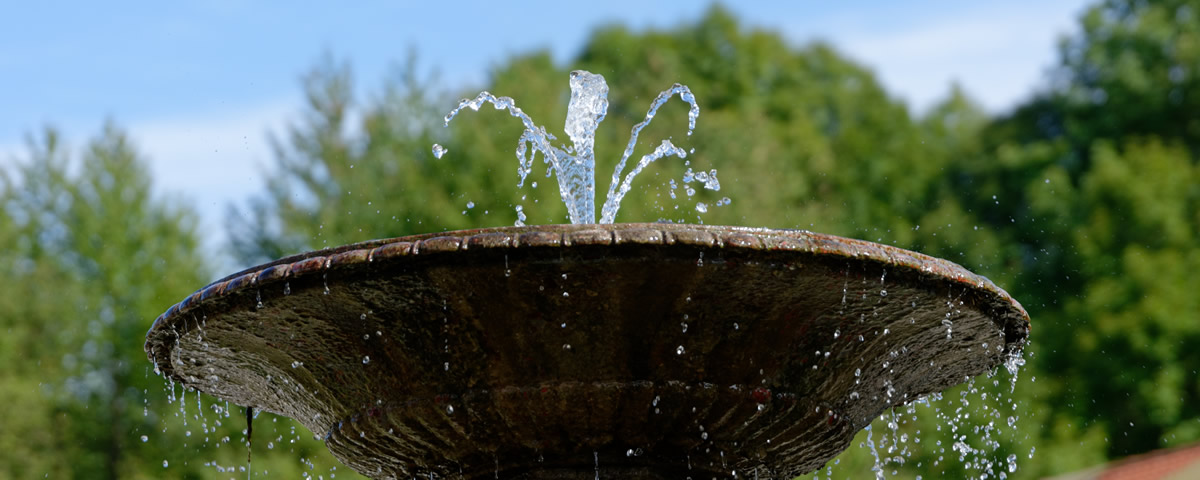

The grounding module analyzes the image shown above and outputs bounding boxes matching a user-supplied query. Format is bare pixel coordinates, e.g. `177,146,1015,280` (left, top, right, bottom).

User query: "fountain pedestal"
146,224,1028,479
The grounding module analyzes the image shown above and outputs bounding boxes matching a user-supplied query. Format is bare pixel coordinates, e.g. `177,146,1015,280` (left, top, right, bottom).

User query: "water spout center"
438,70,710,225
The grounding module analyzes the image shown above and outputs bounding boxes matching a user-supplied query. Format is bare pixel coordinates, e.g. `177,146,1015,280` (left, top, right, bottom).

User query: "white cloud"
0,139,21,162
787,1,1090,113
128,97,298,269
132,99,291,211
0,98,299,272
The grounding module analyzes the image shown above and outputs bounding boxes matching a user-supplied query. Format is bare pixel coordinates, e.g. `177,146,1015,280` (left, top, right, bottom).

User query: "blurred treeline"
3,1,1198,478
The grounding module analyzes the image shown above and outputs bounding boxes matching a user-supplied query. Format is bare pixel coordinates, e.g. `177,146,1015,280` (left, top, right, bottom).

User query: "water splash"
562,71,609,224
439,70,710,225
599,82,700,223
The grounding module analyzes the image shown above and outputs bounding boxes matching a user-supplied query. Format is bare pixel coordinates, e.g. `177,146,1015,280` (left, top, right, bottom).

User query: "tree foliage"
0,125,357,479
951,0,1200,466
3,0,1198,478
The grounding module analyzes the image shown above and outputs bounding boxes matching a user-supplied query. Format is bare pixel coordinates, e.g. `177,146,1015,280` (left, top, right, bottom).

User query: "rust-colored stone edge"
147,223,1029,352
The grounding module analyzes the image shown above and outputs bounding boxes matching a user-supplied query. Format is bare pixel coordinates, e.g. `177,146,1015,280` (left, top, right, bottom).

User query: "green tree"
227,54,484,266
1,125,360,479
1058,0,1200,152
0,130,78,479
231,7,957,259
945,0,1200,471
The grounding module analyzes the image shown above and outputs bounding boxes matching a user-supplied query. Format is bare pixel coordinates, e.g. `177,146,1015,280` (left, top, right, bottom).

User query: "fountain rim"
146,222,1030,356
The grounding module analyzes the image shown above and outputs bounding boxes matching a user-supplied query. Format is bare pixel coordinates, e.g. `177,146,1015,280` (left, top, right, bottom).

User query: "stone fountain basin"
145,223,1029,479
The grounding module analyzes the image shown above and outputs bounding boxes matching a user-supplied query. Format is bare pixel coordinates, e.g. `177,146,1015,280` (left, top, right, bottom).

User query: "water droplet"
141,435,149,442
562,344,571,351
676,345,685,355
432,144,447,159
291,361,303,368
163,460,169,468
362,356,370,364
695,202,708,213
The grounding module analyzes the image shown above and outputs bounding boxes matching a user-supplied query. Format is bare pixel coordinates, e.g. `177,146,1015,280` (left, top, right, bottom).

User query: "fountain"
145,71,1029,479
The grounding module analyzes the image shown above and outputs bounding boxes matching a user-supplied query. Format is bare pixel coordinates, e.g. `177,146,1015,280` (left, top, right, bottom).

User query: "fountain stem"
561,70,608,224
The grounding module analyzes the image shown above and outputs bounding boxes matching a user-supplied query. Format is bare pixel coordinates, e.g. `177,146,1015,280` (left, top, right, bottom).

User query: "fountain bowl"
146,223,1029,479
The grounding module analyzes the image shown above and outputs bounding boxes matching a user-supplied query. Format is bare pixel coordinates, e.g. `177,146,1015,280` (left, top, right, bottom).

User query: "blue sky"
1,0,1090,264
